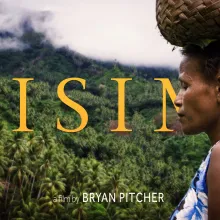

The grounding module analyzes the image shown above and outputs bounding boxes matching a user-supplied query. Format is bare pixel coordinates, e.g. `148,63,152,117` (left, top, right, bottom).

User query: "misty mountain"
0,30,178,83
0,31,15,39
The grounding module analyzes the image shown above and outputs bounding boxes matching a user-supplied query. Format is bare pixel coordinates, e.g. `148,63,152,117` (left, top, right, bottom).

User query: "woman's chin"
182,125,201,135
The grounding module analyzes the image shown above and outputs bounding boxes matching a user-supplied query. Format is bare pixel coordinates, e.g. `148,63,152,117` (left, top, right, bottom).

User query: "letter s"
57,78,88,132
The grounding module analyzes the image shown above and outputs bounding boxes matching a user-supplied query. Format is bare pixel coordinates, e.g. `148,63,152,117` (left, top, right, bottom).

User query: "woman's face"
174,56,220,135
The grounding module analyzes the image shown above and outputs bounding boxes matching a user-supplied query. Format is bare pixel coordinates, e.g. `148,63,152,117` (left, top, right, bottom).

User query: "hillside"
0,31,211,220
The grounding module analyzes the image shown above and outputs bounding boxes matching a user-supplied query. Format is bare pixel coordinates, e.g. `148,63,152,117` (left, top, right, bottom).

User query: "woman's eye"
180,82,188,90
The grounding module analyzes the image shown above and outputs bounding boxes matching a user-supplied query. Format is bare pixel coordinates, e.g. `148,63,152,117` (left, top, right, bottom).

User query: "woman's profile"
170,42,220,220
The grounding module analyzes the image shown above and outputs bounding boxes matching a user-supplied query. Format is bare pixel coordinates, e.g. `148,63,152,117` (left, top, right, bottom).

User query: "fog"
0,0,182,67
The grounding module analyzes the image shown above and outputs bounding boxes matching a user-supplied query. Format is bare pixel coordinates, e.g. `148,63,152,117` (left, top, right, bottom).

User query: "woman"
170,41,220,220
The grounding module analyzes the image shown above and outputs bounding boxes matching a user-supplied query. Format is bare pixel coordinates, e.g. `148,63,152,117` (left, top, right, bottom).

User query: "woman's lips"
177,112,184,117
177,113,185,121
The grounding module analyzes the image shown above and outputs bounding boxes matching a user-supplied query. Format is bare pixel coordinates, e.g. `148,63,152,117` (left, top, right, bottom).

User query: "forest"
0,31,211,219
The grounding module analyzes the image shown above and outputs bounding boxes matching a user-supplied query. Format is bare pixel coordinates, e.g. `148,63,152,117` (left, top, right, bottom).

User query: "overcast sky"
0,0,182,67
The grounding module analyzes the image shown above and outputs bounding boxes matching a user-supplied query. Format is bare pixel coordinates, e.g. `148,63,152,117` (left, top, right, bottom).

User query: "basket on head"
156,0,220,47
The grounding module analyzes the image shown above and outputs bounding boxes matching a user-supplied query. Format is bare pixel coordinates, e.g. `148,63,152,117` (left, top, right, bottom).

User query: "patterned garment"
169,144,217,220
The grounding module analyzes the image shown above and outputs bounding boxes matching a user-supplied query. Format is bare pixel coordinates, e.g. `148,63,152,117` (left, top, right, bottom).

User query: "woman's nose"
174,93,182,107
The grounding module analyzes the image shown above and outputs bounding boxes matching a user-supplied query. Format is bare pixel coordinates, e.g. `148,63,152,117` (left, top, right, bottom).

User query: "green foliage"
0,33,211,219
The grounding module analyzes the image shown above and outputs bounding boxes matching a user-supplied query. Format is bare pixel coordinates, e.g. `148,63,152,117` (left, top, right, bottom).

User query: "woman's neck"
207,123,220,145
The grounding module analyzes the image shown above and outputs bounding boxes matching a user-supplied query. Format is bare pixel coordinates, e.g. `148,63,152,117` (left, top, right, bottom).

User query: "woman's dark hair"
181,41,220,81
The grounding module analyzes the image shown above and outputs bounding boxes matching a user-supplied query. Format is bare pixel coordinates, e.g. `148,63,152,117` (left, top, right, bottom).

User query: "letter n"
154,78,179,132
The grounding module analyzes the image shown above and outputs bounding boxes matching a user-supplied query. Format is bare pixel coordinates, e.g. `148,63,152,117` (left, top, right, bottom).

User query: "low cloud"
0,0,182,67
0,38,27,50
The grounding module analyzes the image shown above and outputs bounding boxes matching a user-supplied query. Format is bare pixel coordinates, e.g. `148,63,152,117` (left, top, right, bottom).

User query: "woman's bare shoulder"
209,142,220,170
207,141,220,219
211,141,220,155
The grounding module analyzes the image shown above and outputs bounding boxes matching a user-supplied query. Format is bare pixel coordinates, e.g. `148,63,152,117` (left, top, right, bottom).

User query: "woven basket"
156,0,220,46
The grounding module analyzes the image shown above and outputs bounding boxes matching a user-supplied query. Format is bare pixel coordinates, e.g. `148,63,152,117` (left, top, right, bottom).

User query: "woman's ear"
216,73,220,103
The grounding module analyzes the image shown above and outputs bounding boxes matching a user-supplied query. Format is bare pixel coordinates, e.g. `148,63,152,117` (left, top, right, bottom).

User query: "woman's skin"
174,55,220,219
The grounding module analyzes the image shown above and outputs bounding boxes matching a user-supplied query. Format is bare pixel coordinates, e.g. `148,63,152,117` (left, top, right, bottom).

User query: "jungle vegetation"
0,31,211,220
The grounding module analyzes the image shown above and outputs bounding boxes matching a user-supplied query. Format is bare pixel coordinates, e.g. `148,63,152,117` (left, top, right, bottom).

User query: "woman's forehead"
179,56,218,86
179,56,203,74
179,56,208,82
